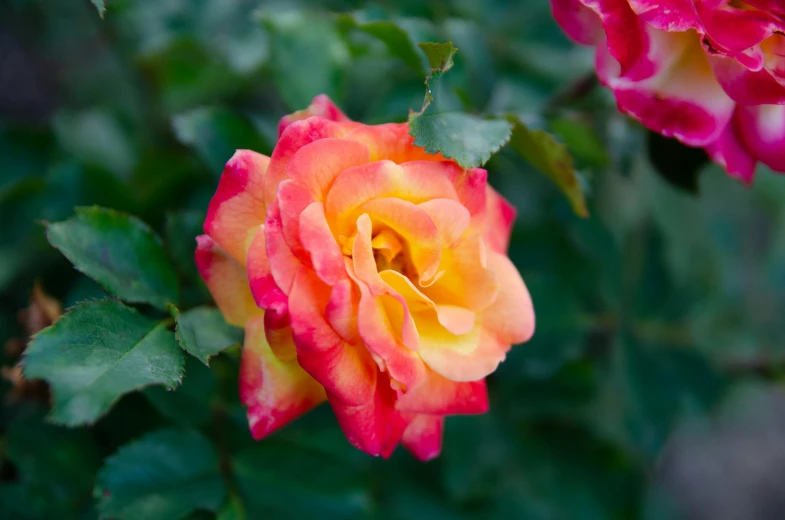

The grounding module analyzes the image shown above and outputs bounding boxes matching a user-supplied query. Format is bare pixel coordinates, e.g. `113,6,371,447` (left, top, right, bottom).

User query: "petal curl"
705,114,757,183
287,138,371,201
417,321,509,382
482,186,516,254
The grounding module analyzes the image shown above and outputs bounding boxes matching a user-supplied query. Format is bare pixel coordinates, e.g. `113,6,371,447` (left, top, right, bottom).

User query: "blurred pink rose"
552,0,785,182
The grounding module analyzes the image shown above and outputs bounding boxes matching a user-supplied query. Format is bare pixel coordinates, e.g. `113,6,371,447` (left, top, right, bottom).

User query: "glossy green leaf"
507,116,589,217
410,112,512,168
23,299,185,425
45,207,180,310
172,107,268,175
96,429,226,520
409,42,511,168
175,306,243,365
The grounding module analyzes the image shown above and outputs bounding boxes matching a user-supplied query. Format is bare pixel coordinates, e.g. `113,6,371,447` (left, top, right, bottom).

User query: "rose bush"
552,0,785,182
195,95,535,460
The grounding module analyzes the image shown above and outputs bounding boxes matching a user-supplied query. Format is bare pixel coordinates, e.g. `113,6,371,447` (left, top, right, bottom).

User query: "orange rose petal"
422,234,499,313
402,414,444,462
264,200,301,296
278,94,353,136
417,320,508,382
246,225,287,314
195,234,260,326
483,186,517,254
480,253,536,345
328,370,409,458
204,150,270,265
396,369,488,415
240,315,326,440
288,266,377,407
287,138,370,201
264,118,355,208
325,160,459,236
325,278,362,345
357,197,442,283
418,198,471,247
345,123,445,163
298,201,347,286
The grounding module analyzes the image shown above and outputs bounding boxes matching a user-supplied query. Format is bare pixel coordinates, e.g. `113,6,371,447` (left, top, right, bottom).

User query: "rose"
552,0,785,182
195,95,535,459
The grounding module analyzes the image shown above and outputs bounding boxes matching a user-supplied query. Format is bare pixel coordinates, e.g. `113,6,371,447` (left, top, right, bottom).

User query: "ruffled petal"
627,0,700,32
418,198,471,248
240,315,326,440
736,104,785,174
278,94,354,136
264,200,301,296
417,320,509,382
298,201,347,286
288,266,377,406
264,118,355,208
709,54,785,105
397,370,488,415
327,371,409,458
597,29,735,146
551,0,604,45
705,112,758,183
402,414,443,462
203,150,270,264
247,225,288,314
195,234,260,326
286,138,370,201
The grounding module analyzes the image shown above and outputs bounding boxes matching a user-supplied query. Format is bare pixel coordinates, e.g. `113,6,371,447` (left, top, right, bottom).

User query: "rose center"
371,227,417,279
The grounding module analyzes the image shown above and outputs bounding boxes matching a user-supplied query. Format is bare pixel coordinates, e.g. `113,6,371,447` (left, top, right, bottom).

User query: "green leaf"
175,307,243,365
232,442,371,518
91,0,106,19
259,10,349,110
507,116,589,217
23,299,185,425
45,207,180,310
143,356,216,427
418,41,458,73
408,42,511,168
409,113,512,169
171,107,268,175
96,429,226,520
340,15,424,73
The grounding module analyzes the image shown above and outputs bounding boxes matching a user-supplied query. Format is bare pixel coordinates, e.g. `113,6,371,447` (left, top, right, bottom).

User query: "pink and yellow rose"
195,95,535,460
552,0,785,182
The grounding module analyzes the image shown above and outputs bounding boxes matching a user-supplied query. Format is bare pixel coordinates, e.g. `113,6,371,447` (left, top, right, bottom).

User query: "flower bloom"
195,95,534,460
552,0,785,182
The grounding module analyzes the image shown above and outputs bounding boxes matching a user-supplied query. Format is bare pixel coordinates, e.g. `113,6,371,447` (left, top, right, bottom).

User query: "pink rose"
552,0,785,182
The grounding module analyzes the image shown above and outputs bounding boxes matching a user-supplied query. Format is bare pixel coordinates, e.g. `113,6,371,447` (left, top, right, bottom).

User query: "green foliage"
507,116,589,217
46,207,180,310
95,429,226,520
23,300,185,425
175,307,243,365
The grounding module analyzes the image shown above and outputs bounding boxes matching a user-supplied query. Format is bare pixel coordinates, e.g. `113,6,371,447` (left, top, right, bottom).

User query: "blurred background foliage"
2,0,785,518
